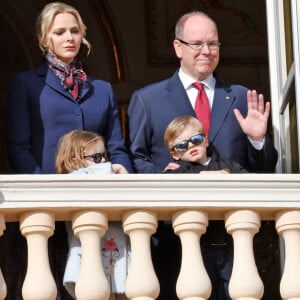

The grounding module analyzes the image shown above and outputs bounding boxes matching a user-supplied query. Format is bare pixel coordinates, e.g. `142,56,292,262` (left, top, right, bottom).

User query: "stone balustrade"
0,173,299,300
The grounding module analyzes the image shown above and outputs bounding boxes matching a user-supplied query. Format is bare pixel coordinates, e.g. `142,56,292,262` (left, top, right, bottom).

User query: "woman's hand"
200,169,230,174
112,164,128,174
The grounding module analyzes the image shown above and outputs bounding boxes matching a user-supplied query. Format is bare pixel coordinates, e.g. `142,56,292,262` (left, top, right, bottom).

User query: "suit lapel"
166,71,195,115
80,83,90,100
209,78,235,141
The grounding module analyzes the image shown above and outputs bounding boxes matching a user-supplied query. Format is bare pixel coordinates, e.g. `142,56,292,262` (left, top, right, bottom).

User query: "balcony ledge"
0,173,298,221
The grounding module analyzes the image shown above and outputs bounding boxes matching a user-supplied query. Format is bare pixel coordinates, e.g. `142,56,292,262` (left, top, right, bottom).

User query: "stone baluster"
20,211,56,300
0,214,6,300
73,210,109,300
276,210,300,300
225,210,263,300
172,209,210,300
123,210,159,300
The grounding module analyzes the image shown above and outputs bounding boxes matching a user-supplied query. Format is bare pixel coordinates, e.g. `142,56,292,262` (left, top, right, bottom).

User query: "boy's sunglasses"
172,133,205,153
83,151,110,163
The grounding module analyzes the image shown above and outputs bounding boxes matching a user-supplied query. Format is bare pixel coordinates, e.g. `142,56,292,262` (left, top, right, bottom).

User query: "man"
126,11,278,300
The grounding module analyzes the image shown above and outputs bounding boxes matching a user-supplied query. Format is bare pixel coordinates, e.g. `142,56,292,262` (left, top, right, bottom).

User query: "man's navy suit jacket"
126,70,278,173
6,64,132,173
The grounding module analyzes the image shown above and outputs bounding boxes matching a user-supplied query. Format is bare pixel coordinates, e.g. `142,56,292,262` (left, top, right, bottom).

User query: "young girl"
56,129,129,300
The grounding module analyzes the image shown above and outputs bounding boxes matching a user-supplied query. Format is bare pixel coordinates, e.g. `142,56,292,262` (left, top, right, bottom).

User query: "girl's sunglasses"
83,151,110,163
172,133,205,153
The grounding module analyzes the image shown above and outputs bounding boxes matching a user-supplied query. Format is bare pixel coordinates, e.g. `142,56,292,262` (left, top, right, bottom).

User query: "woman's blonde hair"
164,116,204,151
56,130,104,174
36,2,91,55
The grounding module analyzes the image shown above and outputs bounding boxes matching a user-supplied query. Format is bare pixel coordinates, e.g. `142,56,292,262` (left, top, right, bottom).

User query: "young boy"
164,115,248,299
164,115,248,174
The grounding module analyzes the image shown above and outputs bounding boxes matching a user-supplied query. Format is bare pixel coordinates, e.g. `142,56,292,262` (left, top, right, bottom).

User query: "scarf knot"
46,52,88,100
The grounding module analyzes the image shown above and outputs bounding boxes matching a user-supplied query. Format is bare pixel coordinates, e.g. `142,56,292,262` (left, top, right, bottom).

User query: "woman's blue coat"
6,64,132,173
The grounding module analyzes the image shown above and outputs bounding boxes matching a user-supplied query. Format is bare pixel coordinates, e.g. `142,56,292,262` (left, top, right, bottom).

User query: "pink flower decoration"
103,239,117,251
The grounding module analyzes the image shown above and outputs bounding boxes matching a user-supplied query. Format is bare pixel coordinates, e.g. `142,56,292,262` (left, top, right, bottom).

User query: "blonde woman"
6,2,131,174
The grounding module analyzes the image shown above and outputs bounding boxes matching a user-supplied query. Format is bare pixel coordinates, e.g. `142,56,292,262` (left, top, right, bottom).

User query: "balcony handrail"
0,173,299,221
0,173,299,299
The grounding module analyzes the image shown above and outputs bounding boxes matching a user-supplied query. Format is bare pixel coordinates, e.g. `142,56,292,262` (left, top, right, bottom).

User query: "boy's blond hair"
164,116,204,151
56,130,104,174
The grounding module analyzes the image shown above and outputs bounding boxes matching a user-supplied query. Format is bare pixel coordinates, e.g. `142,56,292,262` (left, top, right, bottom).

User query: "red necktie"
193,82,211,135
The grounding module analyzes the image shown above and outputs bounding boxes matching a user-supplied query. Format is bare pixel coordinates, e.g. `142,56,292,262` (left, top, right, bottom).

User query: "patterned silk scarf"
46,52,88,100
